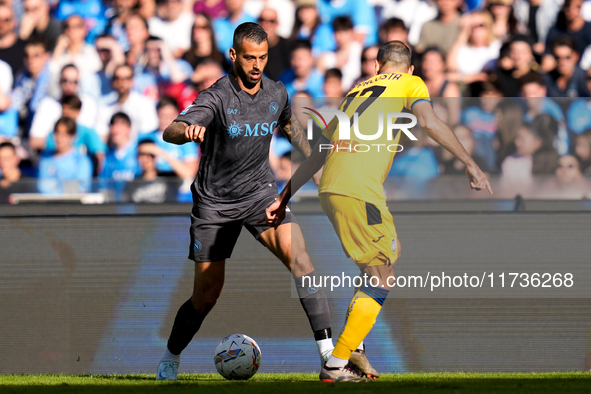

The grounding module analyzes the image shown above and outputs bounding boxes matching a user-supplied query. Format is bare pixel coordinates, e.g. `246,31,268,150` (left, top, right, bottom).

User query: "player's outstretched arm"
279,113,324,185
279,114,312,158
413,101,493,194
163,121,206,145
263,139,328,227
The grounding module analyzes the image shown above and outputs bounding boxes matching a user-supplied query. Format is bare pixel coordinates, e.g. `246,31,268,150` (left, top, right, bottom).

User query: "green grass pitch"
1,372,590,393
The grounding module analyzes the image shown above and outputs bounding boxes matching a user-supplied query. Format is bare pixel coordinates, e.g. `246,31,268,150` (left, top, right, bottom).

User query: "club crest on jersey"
269,102,279,115
227,121,243,139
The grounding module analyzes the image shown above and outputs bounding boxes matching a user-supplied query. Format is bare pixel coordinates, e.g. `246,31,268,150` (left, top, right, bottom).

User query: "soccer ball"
214,333,261,380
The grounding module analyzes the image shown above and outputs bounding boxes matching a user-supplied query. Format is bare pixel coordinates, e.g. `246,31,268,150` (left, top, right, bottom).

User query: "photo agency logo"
303,106,418,153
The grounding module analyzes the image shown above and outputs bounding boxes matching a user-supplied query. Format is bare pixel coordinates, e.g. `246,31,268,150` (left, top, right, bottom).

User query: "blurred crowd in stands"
0,0,590,203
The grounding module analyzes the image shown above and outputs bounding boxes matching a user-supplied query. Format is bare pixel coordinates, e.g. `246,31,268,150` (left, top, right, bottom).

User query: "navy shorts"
188,191,294,262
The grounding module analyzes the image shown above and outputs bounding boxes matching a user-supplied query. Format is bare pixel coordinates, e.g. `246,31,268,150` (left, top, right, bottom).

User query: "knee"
293,249,311,266
292,250,313,276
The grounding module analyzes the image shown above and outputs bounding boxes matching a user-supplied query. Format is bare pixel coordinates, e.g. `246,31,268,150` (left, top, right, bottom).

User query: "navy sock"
167,298,207,355
294,271,332,335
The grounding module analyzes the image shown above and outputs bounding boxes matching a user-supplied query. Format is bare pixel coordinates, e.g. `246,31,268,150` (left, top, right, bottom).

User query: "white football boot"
156,360,179,381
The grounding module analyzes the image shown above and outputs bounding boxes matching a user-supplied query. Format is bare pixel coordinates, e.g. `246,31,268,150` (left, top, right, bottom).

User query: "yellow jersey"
318,72,430,205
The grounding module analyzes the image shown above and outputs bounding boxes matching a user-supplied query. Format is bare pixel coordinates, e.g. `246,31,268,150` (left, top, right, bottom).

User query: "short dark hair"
552,35,578,53
157,96,178,111
377,41,412,70
381,17,407,33
147,35,163,43
471,79,502,97
422,46,444,60
519,123,542,139
54,117,77,136
325,68,342,81
96,33,115,41
61,63,78,75
125,12,149,30
510,34,533,52
61,94,82,110
138,139,156,147
519,72,545,88
332,16,353,32
110,112,131,126
281,151,291,161
233,22,268,51
291,39,312,53
25,36,48,53
0,141,16,152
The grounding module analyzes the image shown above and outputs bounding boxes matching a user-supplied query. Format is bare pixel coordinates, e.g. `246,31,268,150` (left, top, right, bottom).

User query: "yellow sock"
332,291,384,360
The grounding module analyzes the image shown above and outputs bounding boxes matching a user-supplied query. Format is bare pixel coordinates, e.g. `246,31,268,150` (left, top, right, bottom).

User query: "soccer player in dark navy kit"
156,23,373,380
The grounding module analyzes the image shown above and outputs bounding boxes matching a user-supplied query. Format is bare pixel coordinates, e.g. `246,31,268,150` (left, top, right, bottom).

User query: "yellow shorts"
319,193,399,268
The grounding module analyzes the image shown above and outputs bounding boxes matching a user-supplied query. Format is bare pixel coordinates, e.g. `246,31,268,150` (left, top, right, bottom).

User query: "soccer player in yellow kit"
264,41,493,382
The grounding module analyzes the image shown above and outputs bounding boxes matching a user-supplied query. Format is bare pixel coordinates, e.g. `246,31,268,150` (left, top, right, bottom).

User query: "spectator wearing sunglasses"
11,37,51,134
123,139,181,203
49,15,101,98
30,64,99,151
96,64,159,140
19,0,62,52
544,36,590,97
544,0,591,67
0,5,26,78
258,8,291,81
81,33,126,102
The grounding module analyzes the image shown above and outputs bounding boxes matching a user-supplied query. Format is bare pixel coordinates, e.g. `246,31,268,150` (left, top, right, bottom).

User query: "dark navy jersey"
175,74,291,209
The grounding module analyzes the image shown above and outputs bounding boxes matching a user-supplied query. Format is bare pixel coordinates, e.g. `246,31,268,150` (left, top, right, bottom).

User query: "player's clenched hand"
261,197,286,229
184,124,206,143
466,164,493,194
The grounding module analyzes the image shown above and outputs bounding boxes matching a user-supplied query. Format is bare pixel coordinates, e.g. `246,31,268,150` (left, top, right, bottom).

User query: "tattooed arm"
163,121,206,145
278,113,312,158
278,113,324,185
